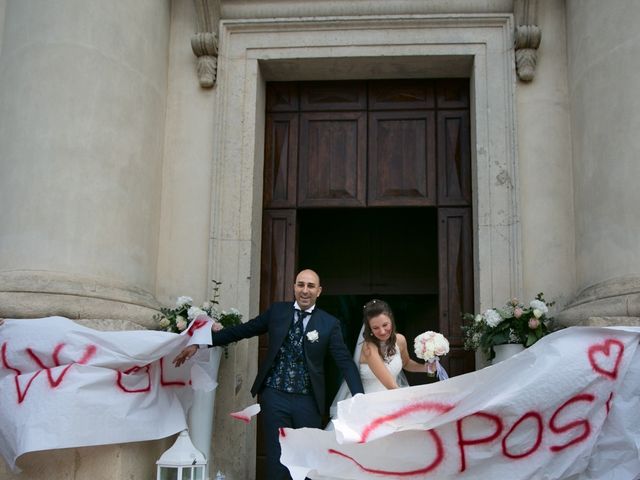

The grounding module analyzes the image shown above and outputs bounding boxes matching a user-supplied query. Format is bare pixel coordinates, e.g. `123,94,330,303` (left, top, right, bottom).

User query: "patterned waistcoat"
264,311,312,394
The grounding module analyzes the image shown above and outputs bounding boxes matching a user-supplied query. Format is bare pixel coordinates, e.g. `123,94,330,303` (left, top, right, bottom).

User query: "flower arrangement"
462,293,554,360
153,280,242,355
414,331,450,377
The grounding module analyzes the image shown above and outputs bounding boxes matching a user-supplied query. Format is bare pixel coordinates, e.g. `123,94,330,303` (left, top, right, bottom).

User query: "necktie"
295,309,310,324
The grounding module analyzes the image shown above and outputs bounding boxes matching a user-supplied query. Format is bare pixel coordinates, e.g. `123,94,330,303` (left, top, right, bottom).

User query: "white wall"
516,0,575,309
156,0,218,308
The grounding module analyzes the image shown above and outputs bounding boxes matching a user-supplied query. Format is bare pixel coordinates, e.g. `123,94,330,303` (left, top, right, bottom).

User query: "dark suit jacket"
210,301,364,413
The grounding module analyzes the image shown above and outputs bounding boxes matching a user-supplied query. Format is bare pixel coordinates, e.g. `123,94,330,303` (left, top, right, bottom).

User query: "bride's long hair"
362,299,397,360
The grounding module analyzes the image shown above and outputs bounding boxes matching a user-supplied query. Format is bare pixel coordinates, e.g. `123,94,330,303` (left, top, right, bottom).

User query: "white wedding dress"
359,347,403,393
329,328,408,419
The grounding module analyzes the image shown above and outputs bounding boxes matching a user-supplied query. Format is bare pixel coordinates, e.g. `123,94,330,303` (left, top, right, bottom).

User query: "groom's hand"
173,345,198,368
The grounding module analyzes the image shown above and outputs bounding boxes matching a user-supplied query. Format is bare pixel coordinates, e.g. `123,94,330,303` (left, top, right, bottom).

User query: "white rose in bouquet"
175,316,188,331
176,296,193,307
187,306,207,320
433,336,450,357
529,299,548,315
484,309,503,328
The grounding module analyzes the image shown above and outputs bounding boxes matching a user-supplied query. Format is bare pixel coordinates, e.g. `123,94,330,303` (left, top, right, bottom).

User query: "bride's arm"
361,342,399,390
397,334,427,373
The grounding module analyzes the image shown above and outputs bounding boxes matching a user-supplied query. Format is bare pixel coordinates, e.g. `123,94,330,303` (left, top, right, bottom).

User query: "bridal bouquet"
414,331,449,379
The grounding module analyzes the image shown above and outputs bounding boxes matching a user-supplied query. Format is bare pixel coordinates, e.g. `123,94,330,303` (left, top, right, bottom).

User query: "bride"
358,298,428,392
330,299,435,417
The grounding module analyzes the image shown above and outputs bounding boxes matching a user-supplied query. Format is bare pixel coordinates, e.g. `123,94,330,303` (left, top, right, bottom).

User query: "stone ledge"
575,316,640,327
555,277,640,327
0,270,161,329
0,292,159,330
0,270,159,309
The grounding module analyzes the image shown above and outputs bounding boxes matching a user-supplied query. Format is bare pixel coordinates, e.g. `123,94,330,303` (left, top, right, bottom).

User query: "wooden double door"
257,79,474,477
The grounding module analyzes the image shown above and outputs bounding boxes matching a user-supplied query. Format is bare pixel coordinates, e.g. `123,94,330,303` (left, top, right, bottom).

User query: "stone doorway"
209,14,519,479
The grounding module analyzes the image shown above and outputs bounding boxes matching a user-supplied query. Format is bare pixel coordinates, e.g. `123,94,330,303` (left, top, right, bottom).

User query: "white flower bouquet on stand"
154,280,242,357
414,331,450,380
462,292,555,362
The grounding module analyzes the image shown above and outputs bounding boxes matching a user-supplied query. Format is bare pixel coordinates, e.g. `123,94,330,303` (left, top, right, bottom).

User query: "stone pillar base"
0,271,160,329
577,316,640,327
0,438,173,480
555,276,640,327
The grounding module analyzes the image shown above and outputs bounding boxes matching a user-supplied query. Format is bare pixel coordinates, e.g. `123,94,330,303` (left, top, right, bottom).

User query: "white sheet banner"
281,326,640,480
0,316,213,471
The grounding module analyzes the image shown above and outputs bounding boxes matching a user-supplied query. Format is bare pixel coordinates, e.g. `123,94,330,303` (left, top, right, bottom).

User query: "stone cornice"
220,0,514,19
192,0,220,88
513,0,540,81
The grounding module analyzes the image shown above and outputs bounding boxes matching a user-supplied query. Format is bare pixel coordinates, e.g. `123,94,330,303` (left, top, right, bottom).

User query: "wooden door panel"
298,112,367,207
300,81,367,111
266,82,299,112
437,110,471,206
436,78,470,109
368,110,436,206
369,79,435,110
263,113,299,209
440,346,475,377
260,209,297,310
438,208,474,348
257,209,297,479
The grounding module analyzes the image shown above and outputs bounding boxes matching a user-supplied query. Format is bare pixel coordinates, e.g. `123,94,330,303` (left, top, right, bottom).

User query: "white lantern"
156,430,207,480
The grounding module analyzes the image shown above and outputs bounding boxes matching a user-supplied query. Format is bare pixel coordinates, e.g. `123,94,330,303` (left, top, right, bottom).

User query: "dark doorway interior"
297,207,440,412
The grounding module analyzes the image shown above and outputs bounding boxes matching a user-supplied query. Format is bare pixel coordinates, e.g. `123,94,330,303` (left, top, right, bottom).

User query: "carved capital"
191,32,218,87
514,25,541,82
515,24,541,50
513,0,541,82
191,0,220,88
191,31,218,57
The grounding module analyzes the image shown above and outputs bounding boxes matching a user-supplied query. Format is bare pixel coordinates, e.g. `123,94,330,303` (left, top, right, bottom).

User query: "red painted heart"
588,339,624,380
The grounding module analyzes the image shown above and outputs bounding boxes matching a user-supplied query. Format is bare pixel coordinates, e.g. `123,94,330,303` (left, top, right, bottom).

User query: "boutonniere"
306,330,319,343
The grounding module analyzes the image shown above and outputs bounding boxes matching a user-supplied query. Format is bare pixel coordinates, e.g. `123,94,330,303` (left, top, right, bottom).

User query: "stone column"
558,0,640,326
0,0,171,328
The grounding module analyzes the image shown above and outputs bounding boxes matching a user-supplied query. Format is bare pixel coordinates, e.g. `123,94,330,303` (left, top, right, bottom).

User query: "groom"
173,269,364,479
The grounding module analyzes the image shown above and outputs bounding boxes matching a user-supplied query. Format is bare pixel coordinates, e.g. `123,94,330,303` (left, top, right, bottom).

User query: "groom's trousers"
260,387,322,479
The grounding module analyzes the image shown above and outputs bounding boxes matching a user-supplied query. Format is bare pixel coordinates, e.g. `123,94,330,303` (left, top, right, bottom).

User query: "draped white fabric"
0,316,213,471
281,326,640,480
